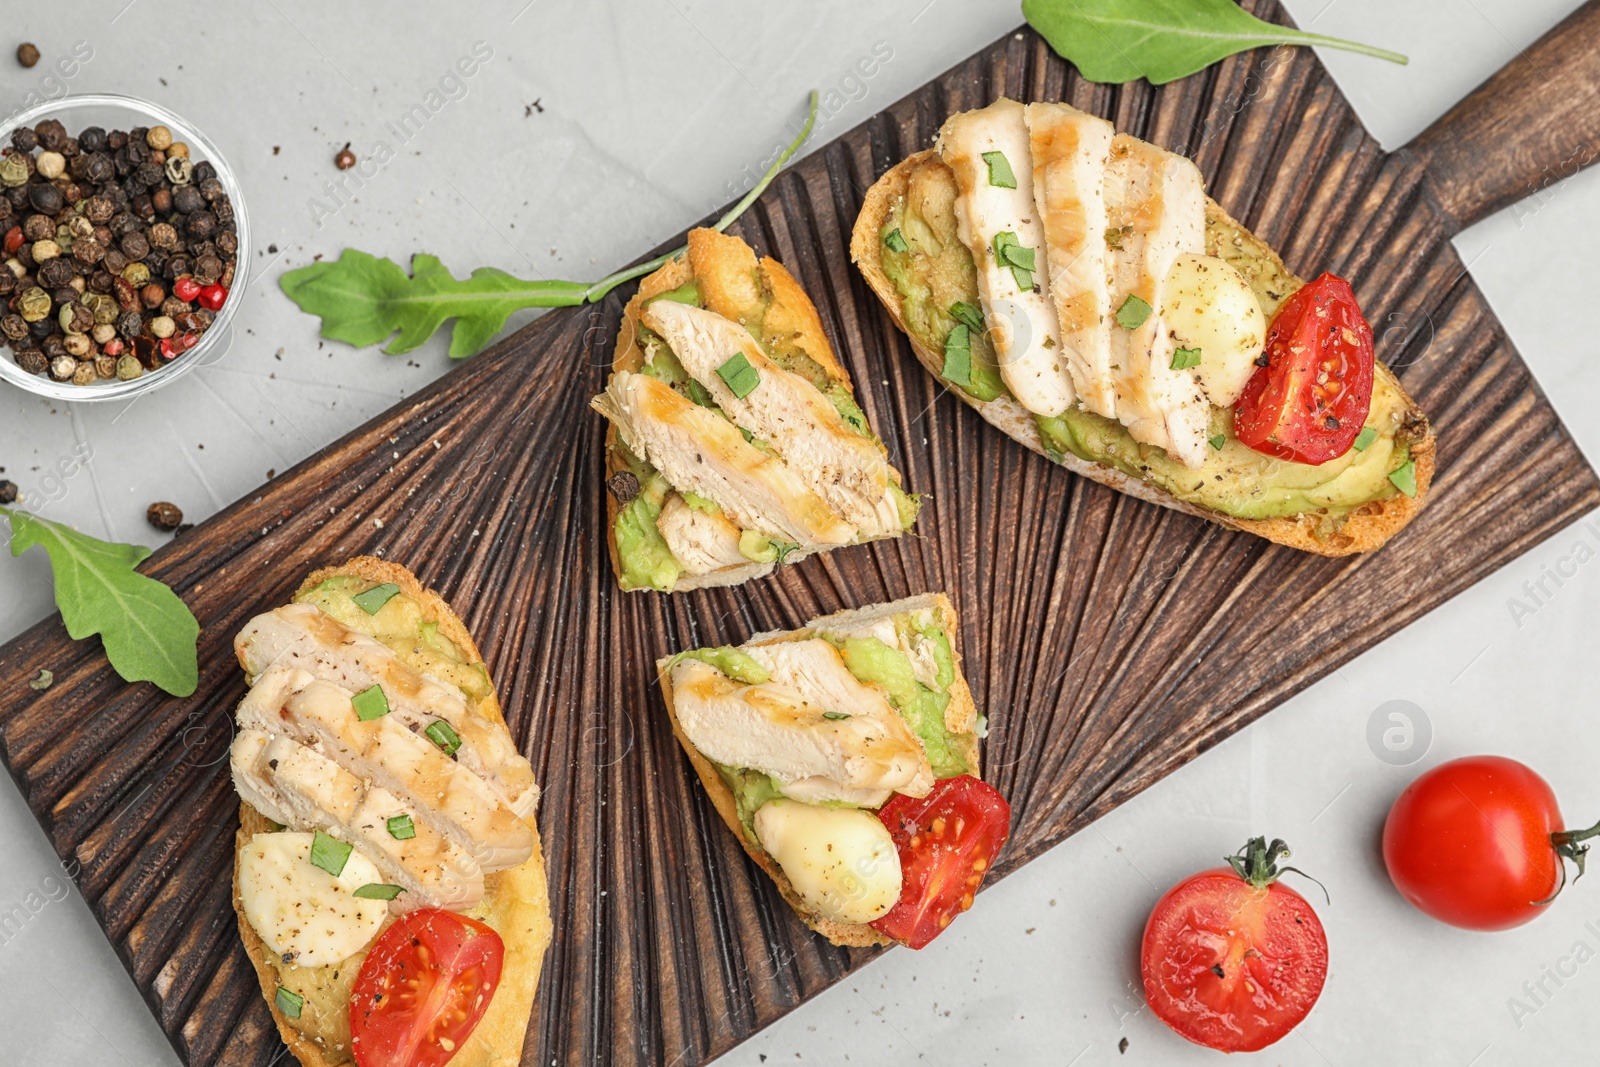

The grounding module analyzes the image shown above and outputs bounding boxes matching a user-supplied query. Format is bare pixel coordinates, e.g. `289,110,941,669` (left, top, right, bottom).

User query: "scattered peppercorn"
16,43,39,69
146,501,183,530
0,479,16,504
606,471,641,503
334,142,356,170
0,116,237,386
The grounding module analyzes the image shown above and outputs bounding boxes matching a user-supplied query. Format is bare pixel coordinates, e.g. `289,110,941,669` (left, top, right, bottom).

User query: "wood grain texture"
1407,0,1600,231
1,4,1598,1065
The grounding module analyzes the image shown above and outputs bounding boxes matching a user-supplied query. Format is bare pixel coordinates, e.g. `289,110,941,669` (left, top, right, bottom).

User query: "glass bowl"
0,94,250,403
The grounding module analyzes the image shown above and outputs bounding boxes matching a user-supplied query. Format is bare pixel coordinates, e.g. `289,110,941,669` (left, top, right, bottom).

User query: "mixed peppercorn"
1,118,236,386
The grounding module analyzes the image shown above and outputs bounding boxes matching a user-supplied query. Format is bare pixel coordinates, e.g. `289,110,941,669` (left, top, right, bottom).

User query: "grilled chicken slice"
669,641,932,806
231,729,485,911
1104,134,1210,469
938,99,1073,417
1025,102,1118,419
655,492,756,576
235,604,540,821
641,301,898,534
236,669,534,872
593,371,855,546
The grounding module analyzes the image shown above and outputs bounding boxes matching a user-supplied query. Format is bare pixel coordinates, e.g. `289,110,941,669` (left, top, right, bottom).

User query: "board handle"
1405,0,1600,232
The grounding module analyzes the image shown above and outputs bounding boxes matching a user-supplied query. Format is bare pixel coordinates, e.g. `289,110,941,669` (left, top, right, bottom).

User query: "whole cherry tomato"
1234,272,1375,465
1141,837,1329,1052
1383,755,1599,931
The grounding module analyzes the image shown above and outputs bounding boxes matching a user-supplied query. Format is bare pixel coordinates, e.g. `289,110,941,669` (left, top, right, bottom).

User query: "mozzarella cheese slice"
238,831,388,968
1160,252,1266,408
1024,102,1118,419
754,798,902,923
1104,134,1211,469
937,99,1073,417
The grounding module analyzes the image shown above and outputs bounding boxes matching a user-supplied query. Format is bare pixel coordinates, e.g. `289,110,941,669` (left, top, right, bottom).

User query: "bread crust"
849,150,1436,556
655,593,979,947
232,556,553,1067
600,230,904,591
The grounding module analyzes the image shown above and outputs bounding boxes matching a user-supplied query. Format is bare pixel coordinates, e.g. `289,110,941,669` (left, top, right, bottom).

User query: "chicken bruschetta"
851,99,1434,555
657,594,1009,948
228,558,552,1067
595,228,920,592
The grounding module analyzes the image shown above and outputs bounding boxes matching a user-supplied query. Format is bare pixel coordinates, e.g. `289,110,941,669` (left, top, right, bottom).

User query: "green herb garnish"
1170,346,1202,370
351,583,401,614
992,232,1036,290
716,353,762,399
387,814,416,840
1021,0,1407,86
1209,433,1226,451
1115,294,1152,330
1389,460,1418,498
280,91,820,359
981,150,1017,189
309,831,352,878
1,507,199,696
1353,427,1378,451
949,301,985,334
425,720,463,756
942,324,973,388
352,684,391,721
822,711,850,721
353,883,406,901
884,228,909,253
275,987,304,1019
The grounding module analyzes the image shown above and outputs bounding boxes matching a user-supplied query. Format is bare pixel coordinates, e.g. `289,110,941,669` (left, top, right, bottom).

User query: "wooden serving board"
4,3,1600,1064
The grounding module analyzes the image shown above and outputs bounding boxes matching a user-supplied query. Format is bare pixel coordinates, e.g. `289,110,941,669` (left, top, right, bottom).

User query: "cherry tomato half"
1383,755,1600,931
1141,838,1329,1052
1234,272,1375,465
350,908,505,1067
869,774,1010,949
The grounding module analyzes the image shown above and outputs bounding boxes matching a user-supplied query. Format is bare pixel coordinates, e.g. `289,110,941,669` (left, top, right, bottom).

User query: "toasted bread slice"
232,557,552,1067
656,593,980,947
602,228,911,592
851,150,1435,556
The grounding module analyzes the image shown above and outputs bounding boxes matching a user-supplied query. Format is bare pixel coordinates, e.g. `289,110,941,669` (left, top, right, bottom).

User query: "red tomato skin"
869,775,1011,950
1383,756,1564,931
350,909,505,1067
1233,272,1375,465
1141,869,1328,1053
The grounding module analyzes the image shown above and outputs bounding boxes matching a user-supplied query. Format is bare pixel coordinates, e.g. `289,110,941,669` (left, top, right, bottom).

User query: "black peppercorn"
0,314,25,341
40,334,67,360
106,129,127,150
120,231,149,260
133,159,163,188
606,471,641,503
193,253,222,286
87,268,114,293
28,318,53,340
50,287,77,308
148,222,178,250
0,270,14,296
108,212,138,238
15,348,46,375
212,196,235,226
0,197,10,223
171,184,203,214
146,501,184,530
151,187,172,214
116,309,143,338
0,479,18,505
11,127,38,153
71,236,104,266
27,183,64,215
145,247,170,276
82,152,114,185
101,249,127,275
191,160,215,183
79,126,107,153
215,230,238,256
35,119,68,153
38,257,73,289
131,193,155,222
198,177,223,202
185,212,214,241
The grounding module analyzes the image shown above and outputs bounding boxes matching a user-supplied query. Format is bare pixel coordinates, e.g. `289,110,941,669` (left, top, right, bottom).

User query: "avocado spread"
298,576,490,702
697,618,969,842
876,156,1418,529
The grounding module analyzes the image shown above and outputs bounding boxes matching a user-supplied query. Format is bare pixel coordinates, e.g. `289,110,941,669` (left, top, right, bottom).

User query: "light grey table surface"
2,1,1598,1064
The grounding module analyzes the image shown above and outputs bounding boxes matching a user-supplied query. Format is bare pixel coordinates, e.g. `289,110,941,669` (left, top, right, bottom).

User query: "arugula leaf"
2,508,198,697
282,91,821,360
1022,0,1406,86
